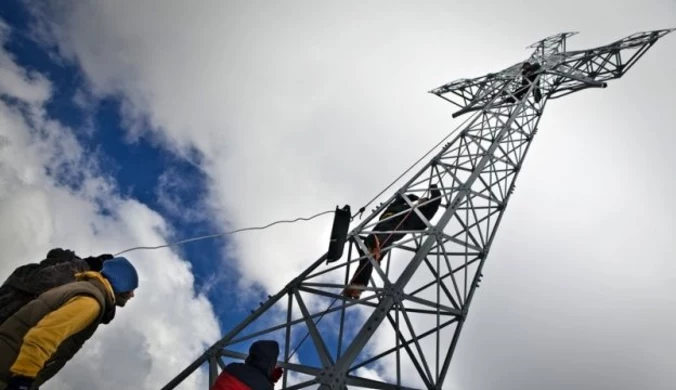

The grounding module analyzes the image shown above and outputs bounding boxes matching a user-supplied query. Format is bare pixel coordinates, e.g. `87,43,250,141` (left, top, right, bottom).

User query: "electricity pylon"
163,29,674,390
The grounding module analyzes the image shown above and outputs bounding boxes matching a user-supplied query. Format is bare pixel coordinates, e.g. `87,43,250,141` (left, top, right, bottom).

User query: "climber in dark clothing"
505,61,543,103
343,184,442,299
212,340,283,390
0,248,114,326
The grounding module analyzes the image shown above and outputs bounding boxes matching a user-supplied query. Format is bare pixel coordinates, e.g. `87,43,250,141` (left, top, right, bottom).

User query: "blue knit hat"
101,257,139,293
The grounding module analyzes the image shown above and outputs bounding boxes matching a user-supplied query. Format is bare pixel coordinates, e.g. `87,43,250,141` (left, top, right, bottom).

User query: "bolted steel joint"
317,369,346,388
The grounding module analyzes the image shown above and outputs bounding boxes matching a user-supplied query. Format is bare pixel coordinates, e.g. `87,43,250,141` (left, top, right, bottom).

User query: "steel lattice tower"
164,29,674,390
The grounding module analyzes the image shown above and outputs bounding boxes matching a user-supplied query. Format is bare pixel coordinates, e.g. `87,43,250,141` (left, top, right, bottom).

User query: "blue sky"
0,3,326,384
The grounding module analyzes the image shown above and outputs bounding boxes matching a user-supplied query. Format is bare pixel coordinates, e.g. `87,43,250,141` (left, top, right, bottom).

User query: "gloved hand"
6,375,34,390
83,253,114,272
271,366,283,383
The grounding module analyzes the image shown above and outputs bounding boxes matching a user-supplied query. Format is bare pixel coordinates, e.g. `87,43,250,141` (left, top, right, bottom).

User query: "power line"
113,210,335,257
352,110,477,219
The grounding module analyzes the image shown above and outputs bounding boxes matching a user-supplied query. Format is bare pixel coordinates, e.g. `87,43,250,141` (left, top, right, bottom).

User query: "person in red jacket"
212,340,283,390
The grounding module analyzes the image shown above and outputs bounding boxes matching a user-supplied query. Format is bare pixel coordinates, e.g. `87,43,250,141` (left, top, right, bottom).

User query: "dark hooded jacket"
512,62,542,101
369,184,442,243
388,184,442,230
346,185,443,291
213,340,279,390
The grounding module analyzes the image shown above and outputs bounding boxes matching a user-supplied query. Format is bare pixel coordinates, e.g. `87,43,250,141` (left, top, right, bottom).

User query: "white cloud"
0,24,220,390
21,0,676,389
0,21,50,104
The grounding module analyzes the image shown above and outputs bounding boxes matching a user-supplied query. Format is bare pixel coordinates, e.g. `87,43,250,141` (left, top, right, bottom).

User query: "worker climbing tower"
163,29,674,390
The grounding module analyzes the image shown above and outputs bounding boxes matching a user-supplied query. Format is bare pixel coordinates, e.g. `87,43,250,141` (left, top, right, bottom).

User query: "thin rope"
352,110,477,219
287,297,339,361
115,108,474,358
112,209,335,257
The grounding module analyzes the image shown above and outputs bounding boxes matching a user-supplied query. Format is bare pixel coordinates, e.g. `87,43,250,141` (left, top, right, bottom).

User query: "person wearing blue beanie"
0,256,140,390
101,257,139,307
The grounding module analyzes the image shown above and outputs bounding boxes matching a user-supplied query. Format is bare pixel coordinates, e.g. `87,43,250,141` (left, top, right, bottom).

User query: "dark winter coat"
212,340,279,390
369,184,443,245
0,273,116,389
0,253,89,326
513,62,542,101
348,186,443,288
385,185,442,230
0,250,113,326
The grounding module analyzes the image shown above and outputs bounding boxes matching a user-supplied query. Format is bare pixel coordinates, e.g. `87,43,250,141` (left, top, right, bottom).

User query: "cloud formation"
12,1,676,389
0,22,220,390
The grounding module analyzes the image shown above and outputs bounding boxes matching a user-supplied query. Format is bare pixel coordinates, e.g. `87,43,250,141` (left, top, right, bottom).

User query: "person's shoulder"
225,363,272,390
65,295,102,312
404,194,420,202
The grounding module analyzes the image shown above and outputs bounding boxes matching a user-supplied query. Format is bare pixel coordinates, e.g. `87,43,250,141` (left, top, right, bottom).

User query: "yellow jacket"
9,272,115,378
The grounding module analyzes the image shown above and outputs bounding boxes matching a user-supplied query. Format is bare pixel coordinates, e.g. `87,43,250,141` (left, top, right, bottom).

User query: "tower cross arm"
428,72,509,110
428,63,526,118
429,28,674,110
428,31,579,111
545,28,675,99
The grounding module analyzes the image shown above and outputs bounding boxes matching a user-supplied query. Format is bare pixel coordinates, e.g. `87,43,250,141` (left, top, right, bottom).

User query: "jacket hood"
75,272,115,300
75,271,117,324
245,340,279,377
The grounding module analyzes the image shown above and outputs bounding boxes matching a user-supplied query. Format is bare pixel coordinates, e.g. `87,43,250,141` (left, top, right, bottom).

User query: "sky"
0,0,675,389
